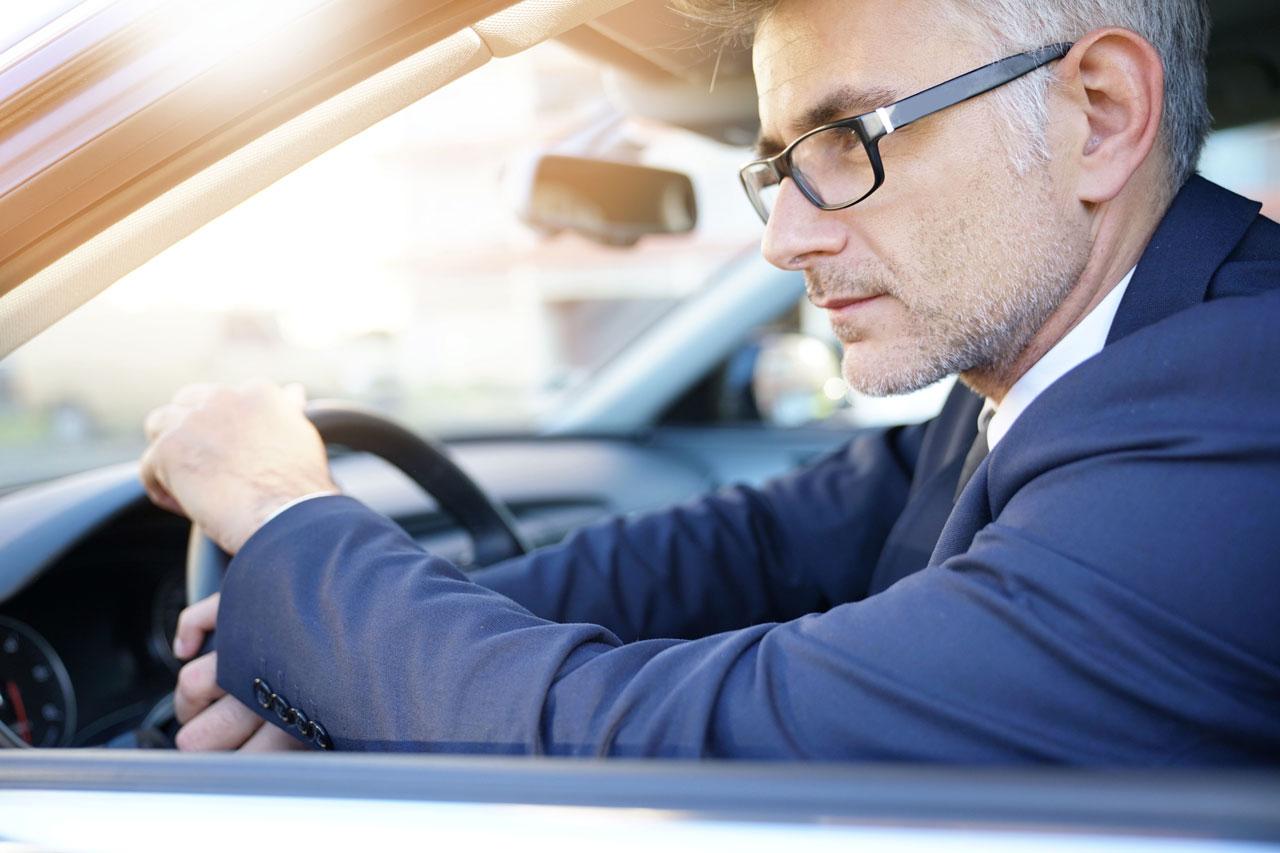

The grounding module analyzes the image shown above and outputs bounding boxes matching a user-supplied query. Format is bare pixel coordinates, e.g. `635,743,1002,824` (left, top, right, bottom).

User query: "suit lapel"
867,384,982,593
1107,176,1261,345
929,461,993,566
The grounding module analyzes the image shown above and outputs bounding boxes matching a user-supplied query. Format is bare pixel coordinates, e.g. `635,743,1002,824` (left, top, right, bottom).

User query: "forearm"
471,426,918,640
217,496,618,753
469,488,803,642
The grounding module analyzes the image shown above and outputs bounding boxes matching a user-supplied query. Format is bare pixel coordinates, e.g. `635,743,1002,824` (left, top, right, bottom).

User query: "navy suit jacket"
218,177,1280,763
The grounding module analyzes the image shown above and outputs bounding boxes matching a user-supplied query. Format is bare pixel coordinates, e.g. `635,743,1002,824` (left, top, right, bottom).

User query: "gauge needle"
5,680,31,744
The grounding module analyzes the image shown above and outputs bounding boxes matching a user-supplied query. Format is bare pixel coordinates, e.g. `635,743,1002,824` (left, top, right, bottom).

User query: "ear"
1054,29,1165,204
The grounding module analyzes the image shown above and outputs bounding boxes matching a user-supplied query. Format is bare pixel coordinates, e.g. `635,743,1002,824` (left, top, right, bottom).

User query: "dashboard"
0,504,186,746
0,436,717,749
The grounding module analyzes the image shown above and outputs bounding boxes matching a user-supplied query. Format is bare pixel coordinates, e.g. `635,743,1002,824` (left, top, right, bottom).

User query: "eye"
812,126,863,162
832,126,861,150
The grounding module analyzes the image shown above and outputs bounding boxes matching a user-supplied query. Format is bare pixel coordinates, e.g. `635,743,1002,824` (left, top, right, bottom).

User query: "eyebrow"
754,84,900,158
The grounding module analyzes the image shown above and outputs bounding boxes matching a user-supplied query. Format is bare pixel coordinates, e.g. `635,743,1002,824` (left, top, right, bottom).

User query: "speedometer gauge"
0,617,76,747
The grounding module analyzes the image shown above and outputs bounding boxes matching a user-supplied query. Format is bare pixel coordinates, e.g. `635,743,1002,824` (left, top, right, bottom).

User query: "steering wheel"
137,400,530,747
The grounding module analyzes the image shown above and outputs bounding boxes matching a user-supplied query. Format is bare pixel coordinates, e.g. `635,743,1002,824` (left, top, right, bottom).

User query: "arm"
215,293,1280,760
142,381,924,749
470,424,923,640
216,441,1276,762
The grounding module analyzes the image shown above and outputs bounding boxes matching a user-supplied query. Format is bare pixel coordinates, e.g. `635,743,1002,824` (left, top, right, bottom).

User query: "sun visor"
475,0,631,57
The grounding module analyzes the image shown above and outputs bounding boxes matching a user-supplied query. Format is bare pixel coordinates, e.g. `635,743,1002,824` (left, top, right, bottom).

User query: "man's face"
754,0,1091,396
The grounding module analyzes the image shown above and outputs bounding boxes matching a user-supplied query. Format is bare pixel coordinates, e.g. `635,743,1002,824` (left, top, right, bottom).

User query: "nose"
760,178,848,271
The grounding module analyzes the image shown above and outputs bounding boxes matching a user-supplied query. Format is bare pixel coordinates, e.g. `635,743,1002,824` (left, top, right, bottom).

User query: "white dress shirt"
260,489,342,529
983,267,1135,451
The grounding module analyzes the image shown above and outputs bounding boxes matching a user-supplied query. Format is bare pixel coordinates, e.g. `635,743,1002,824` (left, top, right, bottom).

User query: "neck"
961,182,1170,404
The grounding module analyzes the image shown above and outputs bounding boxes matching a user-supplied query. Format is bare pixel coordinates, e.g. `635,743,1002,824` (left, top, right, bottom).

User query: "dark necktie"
954,406,993,501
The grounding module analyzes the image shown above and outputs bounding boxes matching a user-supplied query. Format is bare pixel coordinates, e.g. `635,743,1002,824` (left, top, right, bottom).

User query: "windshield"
0,40,761,488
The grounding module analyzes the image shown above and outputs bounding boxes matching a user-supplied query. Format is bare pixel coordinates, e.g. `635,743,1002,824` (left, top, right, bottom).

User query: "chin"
841,341,949,398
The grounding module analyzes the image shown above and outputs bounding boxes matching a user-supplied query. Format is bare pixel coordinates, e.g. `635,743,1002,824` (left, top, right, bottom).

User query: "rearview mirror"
516,155,697,247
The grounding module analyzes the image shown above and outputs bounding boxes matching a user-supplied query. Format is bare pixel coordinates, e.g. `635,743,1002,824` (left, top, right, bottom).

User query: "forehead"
753,0,980,143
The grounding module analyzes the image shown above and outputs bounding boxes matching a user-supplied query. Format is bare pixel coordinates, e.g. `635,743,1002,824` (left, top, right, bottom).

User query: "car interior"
0,0,1277,843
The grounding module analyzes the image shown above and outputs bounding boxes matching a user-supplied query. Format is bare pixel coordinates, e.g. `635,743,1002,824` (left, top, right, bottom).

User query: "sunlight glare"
163,0,332,70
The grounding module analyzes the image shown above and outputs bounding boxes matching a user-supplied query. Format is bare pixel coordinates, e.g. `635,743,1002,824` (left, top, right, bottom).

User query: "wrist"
228,481,341,554
258,489,343,528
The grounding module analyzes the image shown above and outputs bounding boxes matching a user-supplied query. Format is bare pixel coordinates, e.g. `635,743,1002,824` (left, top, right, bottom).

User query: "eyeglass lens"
746,125,876,222
742,163,781,221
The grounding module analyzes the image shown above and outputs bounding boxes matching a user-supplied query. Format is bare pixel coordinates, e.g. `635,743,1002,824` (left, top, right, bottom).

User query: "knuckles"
173,724,196,751
176,657,212,697
174,721,209,752
174,605,196,641
173,622,191,652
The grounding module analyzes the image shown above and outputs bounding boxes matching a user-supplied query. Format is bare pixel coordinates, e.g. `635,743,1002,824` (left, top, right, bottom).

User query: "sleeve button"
312,722,333,751
293,710,314,740
252,678,273,710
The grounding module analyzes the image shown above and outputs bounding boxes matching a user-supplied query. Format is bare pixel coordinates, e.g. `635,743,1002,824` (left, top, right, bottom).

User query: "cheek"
850,138,994,285
875,295,922,336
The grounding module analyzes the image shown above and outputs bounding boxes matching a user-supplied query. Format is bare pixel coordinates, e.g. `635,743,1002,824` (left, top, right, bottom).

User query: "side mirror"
515,155,697,247
750,333,845,427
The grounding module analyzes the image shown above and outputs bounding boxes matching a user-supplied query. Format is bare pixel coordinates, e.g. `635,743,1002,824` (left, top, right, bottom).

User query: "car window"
1199,119,1280,215
0,40,761,488
1,33,1277,489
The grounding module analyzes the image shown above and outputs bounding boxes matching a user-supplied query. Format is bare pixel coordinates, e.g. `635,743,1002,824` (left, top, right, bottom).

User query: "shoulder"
974,291,1280,660
1211,211,1280,298
990,288,1280,493
1037,287,1276,418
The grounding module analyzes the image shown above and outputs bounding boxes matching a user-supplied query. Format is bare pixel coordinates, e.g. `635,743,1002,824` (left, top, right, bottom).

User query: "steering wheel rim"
187,399,531,609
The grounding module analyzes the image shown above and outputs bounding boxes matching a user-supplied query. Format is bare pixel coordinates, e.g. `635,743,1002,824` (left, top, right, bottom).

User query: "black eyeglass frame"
740,43,1074,223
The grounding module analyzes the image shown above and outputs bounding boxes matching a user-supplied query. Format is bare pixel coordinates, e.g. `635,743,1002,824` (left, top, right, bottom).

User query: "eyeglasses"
739,43,1073,224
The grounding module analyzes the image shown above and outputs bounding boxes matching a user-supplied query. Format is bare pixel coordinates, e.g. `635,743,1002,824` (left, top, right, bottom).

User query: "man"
144,0,1280,761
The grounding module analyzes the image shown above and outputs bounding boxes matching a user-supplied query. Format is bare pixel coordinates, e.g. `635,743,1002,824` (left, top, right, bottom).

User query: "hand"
141,380,339,554
172,593,305,752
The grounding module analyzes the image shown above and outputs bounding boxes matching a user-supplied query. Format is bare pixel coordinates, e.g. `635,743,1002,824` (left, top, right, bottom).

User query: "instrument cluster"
0,616,76,747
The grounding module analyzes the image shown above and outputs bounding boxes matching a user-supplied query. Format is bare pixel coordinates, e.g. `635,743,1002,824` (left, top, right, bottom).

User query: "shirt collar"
985,267,1135,451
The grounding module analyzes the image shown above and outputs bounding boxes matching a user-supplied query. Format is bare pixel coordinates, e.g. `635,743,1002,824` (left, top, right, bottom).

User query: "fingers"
240,722,307,752
143,404,177,443
145,381,295,443
173,593,219,660
139,377,334,552
139,439,184,517
173,651,223,725
174,694,264,752
141,402,182,515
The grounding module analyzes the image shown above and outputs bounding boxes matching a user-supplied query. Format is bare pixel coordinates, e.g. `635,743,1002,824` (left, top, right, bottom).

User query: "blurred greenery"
0,411,49,444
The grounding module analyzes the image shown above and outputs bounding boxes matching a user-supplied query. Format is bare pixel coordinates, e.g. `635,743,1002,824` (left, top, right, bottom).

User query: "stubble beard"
812,169,1092,397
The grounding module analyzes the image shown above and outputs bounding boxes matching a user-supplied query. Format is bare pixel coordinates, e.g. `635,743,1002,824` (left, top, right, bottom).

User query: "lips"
816,295,881,310
816,294,885,317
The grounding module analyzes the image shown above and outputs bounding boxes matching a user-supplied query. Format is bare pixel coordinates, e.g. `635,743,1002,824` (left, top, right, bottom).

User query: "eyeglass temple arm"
877,43,1072,135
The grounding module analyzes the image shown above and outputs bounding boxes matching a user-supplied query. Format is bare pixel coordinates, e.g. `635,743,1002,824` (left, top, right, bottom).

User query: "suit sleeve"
215,463,1276,762
464,424,922,640
217,444,1278,760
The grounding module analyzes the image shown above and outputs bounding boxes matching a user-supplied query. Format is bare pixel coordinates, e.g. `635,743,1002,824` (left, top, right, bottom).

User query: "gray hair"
675,0,1212,191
